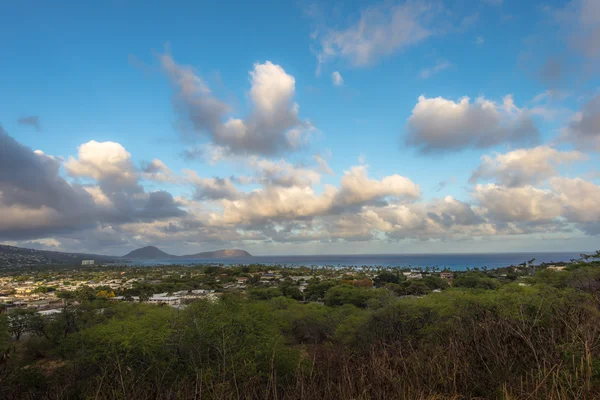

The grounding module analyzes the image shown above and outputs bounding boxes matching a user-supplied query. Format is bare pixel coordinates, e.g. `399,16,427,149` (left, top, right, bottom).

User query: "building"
440,272,454,280
81,260,95,266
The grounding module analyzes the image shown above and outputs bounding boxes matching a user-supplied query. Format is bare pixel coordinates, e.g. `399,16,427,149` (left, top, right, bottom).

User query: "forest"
2,254,600,399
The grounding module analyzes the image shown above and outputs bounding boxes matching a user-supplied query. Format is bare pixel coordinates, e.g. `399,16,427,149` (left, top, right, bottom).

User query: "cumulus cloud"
551,177,600,234
161,52,314,156
17,116,41,131
0,127,98,239
0,131,187,244
405,95,540,152
211,165,420,227
314,2,435,70
562,95,600,150
470,146,587,187
473,184,564,224
331,71,344,86
65,140,185,223
65,140,139,189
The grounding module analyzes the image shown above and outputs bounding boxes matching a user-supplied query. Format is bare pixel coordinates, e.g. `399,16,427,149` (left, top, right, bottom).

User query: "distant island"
122,246,252,259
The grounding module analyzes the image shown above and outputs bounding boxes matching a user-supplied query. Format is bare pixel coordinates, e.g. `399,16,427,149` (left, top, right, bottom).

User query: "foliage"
3,258,600,399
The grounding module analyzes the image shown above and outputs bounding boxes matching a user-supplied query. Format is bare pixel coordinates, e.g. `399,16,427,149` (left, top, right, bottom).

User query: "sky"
1,0,600,256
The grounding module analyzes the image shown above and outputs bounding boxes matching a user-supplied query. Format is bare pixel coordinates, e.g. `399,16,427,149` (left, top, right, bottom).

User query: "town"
0,258,563,315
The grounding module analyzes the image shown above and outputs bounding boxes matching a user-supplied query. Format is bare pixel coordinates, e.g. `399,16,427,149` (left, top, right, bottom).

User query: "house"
407,273,423,280
81,260,95,266
147,293,181,305
440,272,454,280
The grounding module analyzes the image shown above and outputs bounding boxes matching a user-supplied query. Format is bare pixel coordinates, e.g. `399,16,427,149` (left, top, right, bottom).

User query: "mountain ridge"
122,246,252,259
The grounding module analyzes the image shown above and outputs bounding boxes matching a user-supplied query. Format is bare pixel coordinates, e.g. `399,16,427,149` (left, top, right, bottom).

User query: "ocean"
125,252,586,271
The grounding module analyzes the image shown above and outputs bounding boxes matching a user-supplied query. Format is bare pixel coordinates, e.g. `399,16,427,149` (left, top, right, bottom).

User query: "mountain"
122,246,252,259
180,249,252,258
122,246,172,259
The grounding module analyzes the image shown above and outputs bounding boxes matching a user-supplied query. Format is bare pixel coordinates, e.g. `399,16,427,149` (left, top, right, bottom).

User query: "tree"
374,271,400,287
324,286,389,308
9,309,35,340
75,286,97,302
453,272,500,290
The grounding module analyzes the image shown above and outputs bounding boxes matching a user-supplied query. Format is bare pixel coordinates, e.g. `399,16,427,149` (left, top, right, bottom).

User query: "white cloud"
551,177,600,233
405,95,540,152
213,165,420,226
475,35,485,45
331,71,344,86
161,52,314,156
65,140,138,187
473,184,564,223
470,146,587,187
314,2,436,70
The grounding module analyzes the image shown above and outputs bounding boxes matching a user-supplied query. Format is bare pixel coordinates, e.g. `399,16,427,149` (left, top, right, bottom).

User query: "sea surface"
124,252,586,271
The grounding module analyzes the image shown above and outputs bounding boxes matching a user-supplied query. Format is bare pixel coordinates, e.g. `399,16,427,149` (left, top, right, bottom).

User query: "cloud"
161,52,314,156
473,184,564,224
0,133,185,242
314,2,436,70
475,35,485,45
528,0,600,88
314,154,334,175
470,146,587,187
214,165,420,226
17,116,41,131
568,0,600,59
185,170,241,201
405,95,540,152
435,177,456,192
65,140,139,189
0,126,99,239
65,140,185,223
141,159,177,183
419,60,452,79
562,95,600,151
331,71,344,86
550,177,600,234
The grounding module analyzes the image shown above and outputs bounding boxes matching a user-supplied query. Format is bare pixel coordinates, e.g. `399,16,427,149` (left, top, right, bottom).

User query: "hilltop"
122,246,252,259
122,246,171,259
180,249,252,258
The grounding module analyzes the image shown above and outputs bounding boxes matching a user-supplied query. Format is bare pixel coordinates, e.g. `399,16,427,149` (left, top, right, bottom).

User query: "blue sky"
1,0,599,255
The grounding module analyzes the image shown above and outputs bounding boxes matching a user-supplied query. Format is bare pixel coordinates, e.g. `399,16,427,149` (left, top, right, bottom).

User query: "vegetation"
1,254,600,399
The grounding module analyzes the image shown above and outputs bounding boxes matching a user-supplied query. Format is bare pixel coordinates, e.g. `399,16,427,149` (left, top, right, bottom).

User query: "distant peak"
122,246,172,259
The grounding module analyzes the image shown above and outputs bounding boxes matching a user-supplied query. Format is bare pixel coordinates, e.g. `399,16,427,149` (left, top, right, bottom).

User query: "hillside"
122,246,252,259
180,249,252,258
122,246,172,259
0,244,117,268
